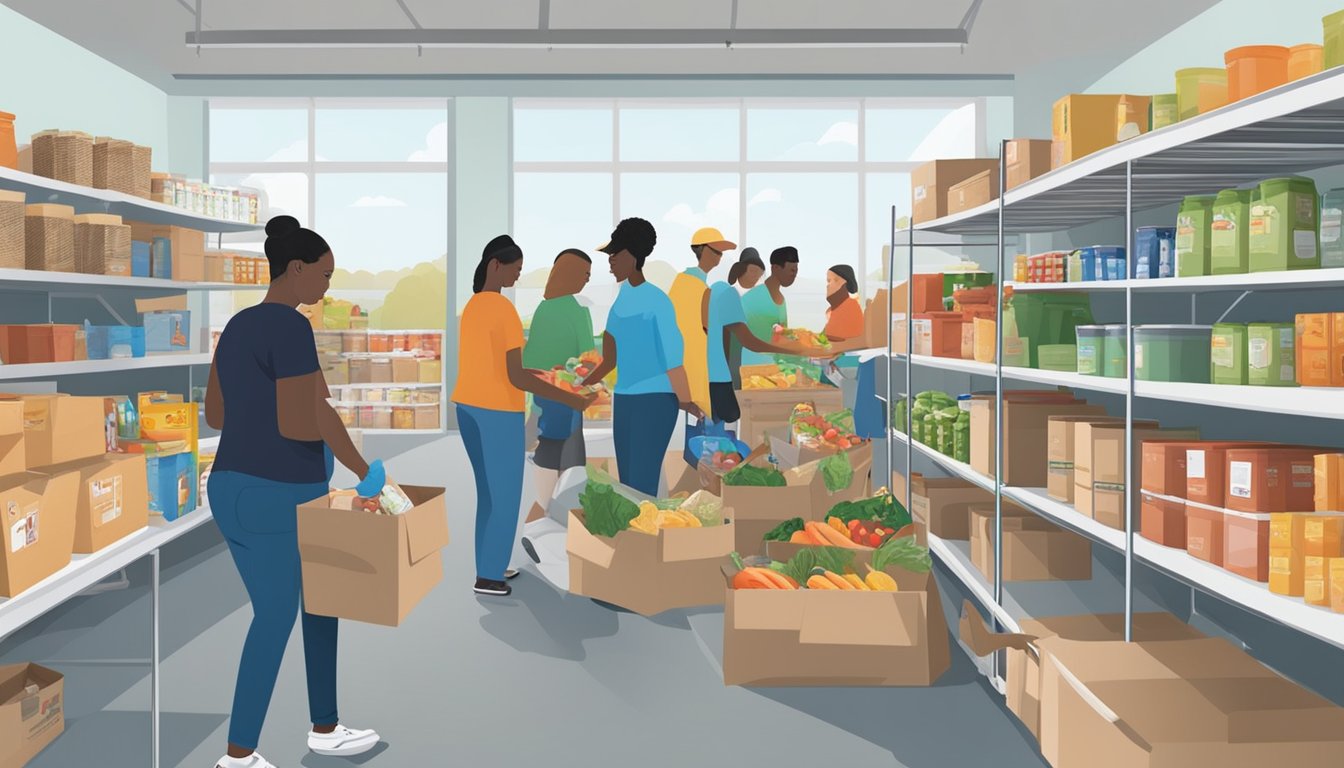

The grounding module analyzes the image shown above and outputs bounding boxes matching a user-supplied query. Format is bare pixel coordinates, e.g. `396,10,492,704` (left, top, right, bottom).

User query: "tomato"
857,526,868,538
837,438,851,449
823,427,839,440
869,533,883,547
847,519,862,531
722,458,737,469
575,366,589,377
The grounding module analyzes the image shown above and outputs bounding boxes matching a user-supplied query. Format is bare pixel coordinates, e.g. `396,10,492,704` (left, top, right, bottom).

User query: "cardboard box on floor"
31,453,149,554
0,394,105,469
1037,636,1344,767
0,663,65,768
722,560,950,687
969,502,1092,582
0,471,80,598
911,474,991,540
567,509,735,616
1074,424,1200,528
970,392,1106,487
297,485,449,627
0,400,24,477
736,388,843,450
959,601,1204,742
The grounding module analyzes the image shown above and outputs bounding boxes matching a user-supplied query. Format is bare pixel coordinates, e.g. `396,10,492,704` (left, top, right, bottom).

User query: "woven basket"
132,145,152,199
0,190,24,269
74,213,131,275
25,204,76,272
93,137,135,194
32,131,93,186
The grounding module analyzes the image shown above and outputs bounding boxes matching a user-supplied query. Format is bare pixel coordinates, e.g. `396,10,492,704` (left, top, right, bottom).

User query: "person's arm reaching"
507,348,594,411
204,360,224,430
731,323,808,357
580,333,616,387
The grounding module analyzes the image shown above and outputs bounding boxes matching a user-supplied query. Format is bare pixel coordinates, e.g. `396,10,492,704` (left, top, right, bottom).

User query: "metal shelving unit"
0,267,268,294
880,64,1344,686
0,353,212,381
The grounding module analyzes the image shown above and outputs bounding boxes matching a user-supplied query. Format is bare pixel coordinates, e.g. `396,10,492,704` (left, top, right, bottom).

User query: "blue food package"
144,311,191,353
131,241,152,277
146,450,197,521
151,236,172,279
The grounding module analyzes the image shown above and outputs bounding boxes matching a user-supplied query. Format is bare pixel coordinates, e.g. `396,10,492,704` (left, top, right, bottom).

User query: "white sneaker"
216,754,276,768
307,724,379,757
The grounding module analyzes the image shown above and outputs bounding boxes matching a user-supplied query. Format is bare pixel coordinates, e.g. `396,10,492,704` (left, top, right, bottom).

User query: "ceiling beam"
184,27,970,49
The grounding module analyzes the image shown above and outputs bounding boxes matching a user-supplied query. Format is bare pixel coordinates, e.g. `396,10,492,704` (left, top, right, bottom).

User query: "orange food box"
1224,446,1319,514
1318,454,1344,512
1269,546,1304,597
1304,515,1344,557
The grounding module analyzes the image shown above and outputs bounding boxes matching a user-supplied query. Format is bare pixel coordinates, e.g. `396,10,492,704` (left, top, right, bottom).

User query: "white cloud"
908,104,977,161
661,187,740,233
350,195,408,208
408,121,448,162
748,188,782,207
817,121,859,147
241,172,306,223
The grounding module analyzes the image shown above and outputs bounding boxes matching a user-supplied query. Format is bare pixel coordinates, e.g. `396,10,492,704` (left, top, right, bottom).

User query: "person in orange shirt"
452,235,594,597
823,264,865,342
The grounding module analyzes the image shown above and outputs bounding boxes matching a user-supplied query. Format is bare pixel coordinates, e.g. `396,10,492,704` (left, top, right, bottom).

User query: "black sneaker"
474,578,511,596
521,537,541,565
504,568,521,580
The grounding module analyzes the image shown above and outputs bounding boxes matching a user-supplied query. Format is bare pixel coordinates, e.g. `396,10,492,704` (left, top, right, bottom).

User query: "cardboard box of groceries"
736,388,842,451
0,394,105,468
0,663,65,767
970,392,1106,487
297,484,449,626
567,508,735,616
1005,139,1053,189
721,448,871,557
722,555,950,687
0,400,24,476
32,453,148,554
0,471,79,597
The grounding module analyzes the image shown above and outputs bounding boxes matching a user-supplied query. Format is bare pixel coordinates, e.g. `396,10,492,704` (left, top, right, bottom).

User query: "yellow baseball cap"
690,227,737,252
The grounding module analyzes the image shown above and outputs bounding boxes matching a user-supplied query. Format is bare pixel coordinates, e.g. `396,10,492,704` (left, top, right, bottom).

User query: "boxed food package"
736,388,842,451
1295,312,1343,387
1270,545,1304,596
298,485,448,626
348,358,372,386
1048,416,1144,503
568,508,734,616
1074,425,1199,527
143,311,191,353
1185,441,1272,508
1224,508,1271,582
418,359,442,384
205,252,235,283
1186,502,1226,567
1,394,105,468
1305,556,1337,606
959,602,1203,741
721,561,950,687
1036,636,1344,768
32,453,149,553
127,222,205,275
969,502,1092,582
1225,446,1320,514
391,357,419,384
911,474,989,540
946,168,999,214
0,189,24,271
1304,515,1344,557
0,471,79,597
1315,453,1343,512
0,663,65,768
1139,440,1197,547
25,203,76,272
145,450,196,521
1005,139,1052,190
0,400,23,476
911,159,1000,223
1141,491,1188,549
1052,94,1126,165
970,392,1106,487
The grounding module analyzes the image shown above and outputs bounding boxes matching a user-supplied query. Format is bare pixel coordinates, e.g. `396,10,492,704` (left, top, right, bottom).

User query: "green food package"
1247,322,1298,387
954,412,971,464
1211,323,1248,385
1176,195,1216,277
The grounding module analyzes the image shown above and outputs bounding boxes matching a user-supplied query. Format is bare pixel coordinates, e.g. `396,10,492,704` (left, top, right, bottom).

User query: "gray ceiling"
2,0,1223,92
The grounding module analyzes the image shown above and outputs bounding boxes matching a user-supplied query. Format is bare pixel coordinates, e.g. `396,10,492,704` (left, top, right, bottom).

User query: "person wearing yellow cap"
668,227,735,467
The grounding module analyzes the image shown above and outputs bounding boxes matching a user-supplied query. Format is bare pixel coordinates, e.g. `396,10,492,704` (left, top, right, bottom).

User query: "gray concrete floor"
3,435,1048,768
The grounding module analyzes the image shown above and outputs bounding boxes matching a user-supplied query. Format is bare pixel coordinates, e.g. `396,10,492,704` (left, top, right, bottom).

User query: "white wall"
0,4,169,167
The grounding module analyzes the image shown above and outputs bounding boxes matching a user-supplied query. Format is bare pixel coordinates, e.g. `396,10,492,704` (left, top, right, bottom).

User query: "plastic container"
1326,9,1344,70
1211,322,1248,385
1134,226,1175,279
1038,344,1077,372
1225,45,1290,102
1076,247,1098,281
1288,43,1324,81
1247,322,1297,387
1176,195,1216,277
1076,325,1104,375
1067,251,1084,282
1175,68,1228,120
1135,325,1213,383
1210,188,1253,275
1249,177,1320,272
1150,93,1179,130
1322,188,1344,268
1102,325,1127,378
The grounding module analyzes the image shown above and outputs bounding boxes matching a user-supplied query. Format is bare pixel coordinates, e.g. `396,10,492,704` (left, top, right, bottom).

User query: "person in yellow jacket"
669,227,735,466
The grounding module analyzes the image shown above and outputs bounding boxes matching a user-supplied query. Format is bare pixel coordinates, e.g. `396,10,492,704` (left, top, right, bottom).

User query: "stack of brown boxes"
970,391,1105,487
911,474,990,540
1073,422,1199,529
969,501,1093,582
911,159,1000,223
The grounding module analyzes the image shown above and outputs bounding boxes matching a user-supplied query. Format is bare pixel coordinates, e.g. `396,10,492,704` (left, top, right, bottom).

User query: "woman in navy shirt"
205,215,384,768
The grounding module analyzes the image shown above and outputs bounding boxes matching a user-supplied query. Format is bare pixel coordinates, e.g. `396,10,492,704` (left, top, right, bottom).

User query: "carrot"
789,529,820,545
822,570,855,590
806,520,865,549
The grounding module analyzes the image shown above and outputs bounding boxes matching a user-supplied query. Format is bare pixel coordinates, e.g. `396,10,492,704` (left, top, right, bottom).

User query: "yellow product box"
1332,558,1344,613
418,359,441,384
139,401,197,445
1270,512,1310,550
1317,454,1343,512
1052,94,1126,166
1304,556,1340,606
1269,546,1304,597
1304,515,1344,557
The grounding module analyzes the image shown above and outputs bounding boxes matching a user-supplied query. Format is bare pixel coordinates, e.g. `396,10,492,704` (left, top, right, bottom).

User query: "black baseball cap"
597,217,657,260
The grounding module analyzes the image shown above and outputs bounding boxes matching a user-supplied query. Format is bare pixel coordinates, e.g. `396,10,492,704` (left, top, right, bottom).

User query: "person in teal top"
521,249,594,523
740,246,799,367
707,279,804,424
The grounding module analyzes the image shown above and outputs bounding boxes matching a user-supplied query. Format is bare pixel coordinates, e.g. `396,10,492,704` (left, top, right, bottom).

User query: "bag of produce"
679,490,725,527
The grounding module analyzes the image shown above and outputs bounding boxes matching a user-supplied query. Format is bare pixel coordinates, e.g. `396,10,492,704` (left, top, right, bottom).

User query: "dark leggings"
613,392,679,496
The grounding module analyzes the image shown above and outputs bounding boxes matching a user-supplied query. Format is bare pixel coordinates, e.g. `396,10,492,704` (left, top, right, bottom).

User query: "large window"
512,98,983,332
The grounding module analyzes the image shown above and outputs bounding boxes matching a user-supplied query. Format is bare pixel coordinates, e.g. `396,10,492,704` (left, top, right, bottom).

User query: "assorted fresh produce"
728,544,923,591
772,324,831,352
789,404,865,452
629,502,702,535
763,517,807,542
579,470,725,536
722,461,786,487
826,488,913,532
741,363,814,390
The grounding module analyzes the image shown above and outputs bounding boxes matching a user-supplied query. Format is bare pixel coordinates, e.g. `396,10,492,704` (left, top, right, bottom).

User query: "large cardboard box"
1,394,105,468
0,400,23,477
0,663,65,768
1005,138,1053,189
297,485,449,626
766,431,873,478
911,474,990,541
969,502,1092,581
911,159,999,223
1036,637,1344,767
722,450,871,556
970,392,1105,487
32,454,149,554
946,168,999,214
127,221,205,278
722,562,950,686
959,602,1204,741
567,510,734,616
1052,94,1127,165
736,388,842,452
1074,424,1199,528
0,471,79,598
1047,416,1148,503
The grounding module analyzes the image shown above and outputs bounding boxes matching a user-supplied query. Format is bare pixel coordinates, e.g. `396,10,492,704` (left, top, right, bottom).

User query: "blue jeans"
614,393,679,496
535,396,582,441
457,404,525,581
207,471,336,750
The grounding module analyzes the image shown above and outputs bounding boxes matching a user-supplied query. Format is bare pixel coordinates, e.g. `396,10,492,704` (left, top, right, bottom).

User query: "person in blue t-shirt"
205,216,384,768
581,218,701,496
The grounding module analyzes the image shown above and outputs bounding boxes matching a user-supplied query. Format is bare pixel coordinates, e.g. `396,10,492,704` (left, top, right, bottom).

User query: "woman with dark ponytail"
205,215,383,768
452,235,595,597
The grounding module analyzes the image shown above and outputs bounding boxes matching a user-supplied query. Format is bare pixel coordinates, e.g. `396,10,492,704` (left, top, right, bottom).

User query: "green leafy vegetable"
871,535,932,574
730,551,746,571
578,480,640,537
769,546,855,586
819,451,854,493
762,517,806,542
722,462,786,487
827,492,912,531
